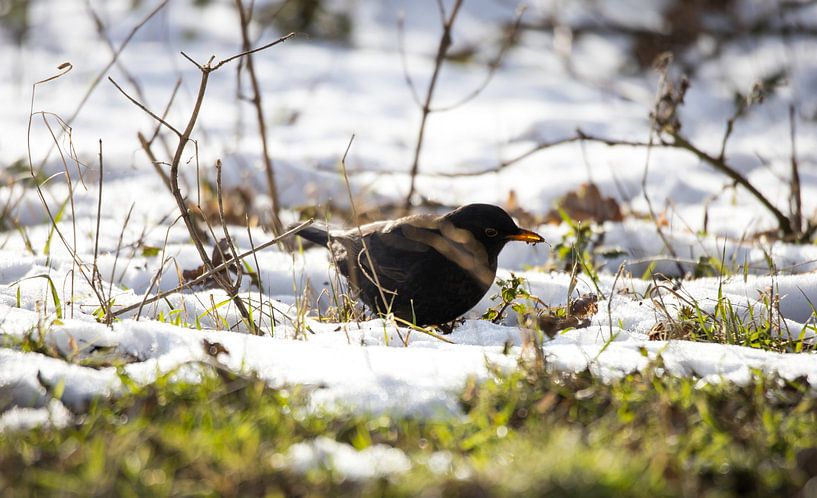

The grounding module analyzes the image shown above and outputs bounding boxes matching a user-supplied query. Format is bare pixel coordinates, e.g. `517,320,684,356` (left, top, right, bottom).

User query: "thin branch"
432,5,526,112
109,77,183,137
92,139,104,310
397,13,423,108
431,129,651,177
138,131,173,192
213,32,296,70
215,159,245,292
446,136,583,177
181,51,203,70
338,135,395,318
148,77,183,158
35,0,169,171
112,32,295,332
404,0,464,209
789,104,802,237
235,0,285,238
68,0,169,125
112,219,314,317
445,122,797,239
667,131,793,236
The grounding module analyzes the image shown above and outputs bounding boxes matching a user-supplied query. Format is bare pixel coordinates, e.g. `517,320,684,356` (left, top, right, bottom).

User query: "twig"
111,32,294,332
397,13,422,108
338,135,396,316
666,131,793,236
458,121,797,239
88,0,177,159
148,77,183,159
404,0,464,209
112,219,314,317
36,0,169,171
69,0,169,125
215,160,245,293
92,139,104,314
643,67,685,276
235,0,285,238
789,105,802,237
213,32,296,70
109,77,183,137
138,131,172,192
432,5,526,112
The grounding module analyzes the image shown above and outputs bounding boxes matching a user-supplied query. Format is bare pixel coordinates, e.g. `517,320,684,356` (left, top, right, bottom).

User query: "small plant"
550,210,594,270
482,273,542,323
547,208,606,289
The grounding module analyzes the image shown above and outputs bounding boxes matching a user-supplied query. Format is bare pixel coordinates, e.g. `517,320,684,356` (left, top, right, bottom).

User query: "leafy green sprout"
482,273,543,323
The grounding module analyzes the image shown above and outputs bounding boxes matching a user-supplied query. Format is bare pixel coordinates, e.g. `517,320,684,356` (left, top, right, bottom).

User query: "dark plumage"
297,204,545,326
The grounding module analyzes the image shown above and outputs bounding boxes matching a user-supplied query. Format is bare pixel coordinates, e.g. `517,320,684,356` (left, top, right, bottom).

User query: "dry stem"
235,0,285,238
113,219,313,317
109,32,295,333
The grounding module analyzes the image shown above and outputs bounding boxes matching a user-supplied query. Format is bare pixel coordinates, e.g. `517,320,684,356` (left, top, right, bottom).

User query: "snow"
1,0,817,433
286,436,412,479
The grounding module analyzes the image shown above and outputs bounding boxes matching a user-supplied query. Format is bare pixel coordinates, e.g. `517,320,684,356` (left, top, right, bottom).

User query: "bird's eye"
485,228,498,237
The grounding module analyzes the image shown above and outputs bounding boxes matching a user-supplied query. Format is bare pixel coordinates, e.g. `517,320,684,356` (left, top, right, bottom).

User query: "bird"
296,204,545,326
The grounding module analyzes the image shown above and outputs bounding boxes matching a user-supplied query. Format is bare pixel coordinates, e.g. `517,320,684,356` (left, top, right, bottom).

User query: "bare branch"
404,0,464,209
667,131,793,236
432,5,526,112
235,0,286,238
789,105,802,237
397,13,423,108
138,132,173,192
112,219,314,317
213,31,296,70
67,0,169,125
108,77,183,137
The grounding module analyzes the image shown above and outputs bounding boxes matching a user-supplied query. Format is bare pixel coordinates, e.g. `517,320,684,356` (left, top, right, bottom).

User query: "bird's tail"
294,225,331,246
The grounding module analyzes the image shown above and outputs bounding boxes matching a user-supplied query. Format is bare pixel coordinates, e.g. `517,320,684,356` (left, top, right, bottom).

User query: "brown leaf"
570,293,599,319
181,264,207,283
522,293,599,339
181,239,239,288
545,183,623,224
202,339,230,358
504,189,540,229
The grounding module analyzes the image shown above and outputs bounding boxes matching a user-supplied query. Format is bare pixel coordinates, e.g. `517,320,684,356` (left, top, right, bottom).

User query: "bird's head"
442,204,545,255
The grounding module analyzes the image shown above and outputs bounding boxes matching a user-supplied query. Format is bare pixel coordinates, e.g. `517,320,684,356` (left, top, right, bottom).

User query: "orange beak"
506,228,545,244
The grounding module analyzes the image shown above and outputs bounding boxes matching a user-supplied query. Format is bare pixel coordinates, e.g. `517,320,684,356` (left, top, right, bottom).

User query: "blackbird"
297,204,545,325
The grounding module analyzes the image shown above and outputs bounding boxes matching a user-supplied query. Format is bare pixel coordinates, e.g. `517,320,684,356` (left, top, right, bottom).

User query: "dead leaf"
522,293,599,338
545,183,623,224
202,339,230,358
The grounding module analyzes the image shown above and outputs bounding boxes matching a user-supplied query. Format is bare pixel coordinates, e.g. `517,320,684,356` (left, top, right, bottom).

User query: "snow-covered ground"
2,0,817,429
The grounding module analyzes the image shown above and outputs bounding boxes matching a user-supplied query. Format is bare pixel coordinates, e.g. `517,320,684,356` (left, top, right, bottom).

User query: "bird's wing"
382,217,494,288
338,214,492,288
355,226,436,285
